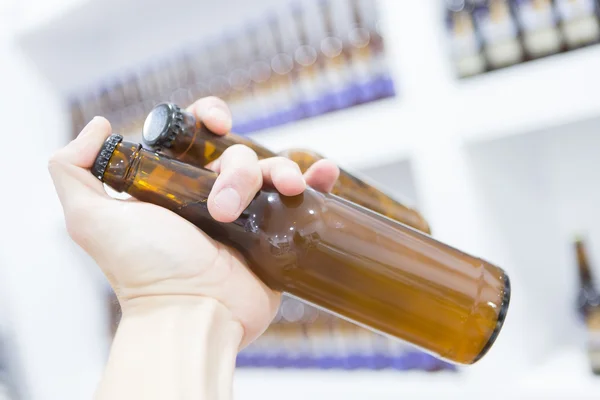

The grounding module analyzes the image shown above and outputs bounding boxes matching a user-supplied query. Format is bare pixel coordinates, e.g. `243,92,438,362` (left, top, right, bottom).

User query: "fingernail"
214,187,241,215
208,107,232,131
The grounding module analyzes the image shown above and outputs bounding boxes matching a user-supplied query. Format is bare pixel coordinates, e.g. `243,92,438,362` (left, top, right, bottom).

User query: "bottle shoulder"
248,188,328,234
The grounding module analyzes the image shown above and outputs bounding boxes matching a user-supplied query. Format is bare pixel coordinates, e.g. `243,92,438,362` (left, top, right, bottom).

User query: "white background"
1,0,600,399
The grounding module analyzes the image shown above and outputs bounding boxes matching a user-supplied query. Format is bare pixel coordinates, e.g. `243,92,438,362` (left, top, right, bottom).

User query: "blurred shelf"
15,0,289,95
233,347,600,400
16,0,600,170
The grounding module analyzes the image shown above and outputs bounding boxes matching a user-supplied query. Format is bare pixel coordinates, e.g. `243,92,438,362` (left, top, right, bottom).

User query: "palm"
92,196,281,345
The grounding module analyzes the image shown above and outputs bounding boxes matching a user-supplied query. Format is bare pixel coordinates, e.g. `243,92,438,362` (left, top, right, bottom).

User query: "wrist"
96,295,243,400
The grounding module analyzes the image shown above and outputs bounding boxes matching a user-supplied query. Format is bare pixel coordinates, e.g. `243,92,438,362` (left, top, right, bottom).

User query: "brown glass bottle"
141,102,431,234
574,236,600,374
92,133,510,365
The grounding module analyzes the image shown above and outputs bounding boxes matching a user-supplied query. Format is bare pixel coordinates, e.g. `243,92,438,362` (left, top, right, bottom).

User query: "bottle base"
473,272,511,363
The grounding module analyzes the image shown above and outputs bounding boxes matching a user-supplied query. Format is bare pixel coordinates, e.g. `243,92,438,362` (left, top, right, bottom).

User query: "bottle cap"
142,102,184,148
91,133,123,180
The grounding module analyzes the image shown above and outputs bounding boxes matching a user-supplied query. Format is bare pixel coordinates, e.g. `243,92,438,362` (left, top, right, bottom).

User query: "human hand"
48,97,340,347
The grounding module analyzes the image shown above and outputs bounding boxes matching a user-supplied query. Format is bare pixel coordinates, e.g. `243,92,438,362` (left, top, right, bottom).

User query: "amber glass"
141,103,431,233
574,237,600,374
95,135,510,365
279,149,431,233
575,237,600,318
587,308,600,375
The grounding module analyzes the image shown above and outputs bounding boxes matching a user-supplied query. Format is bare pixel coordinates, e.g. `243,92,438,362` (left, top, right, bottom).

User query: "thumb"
48,117,113,216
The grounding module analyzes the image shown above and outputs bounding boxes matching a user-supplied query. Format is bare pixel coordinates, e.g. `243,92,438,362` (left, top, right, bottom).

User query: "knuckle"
269,156,290,165
232,165,262,189
225,144,259,161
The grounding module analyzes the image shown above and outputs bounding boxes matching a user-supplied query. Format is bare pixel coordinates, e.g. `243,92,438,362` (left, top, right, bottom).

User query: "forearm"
95,296,243,400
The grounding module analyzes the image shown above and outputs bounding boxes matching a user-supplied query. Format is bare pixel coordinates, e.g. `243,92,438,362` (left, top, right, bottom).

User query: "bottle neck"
293,10,309,46
320,1,335,37
101,142,254,236
102,141,143,192
165,107,276,165
351,0,363,28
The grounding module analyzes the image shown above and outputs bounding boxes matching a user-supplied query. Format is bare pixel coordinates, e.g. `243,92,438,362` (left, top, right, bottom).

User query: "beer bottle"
141,102,431,233
574,236,600,374
91,133,510,365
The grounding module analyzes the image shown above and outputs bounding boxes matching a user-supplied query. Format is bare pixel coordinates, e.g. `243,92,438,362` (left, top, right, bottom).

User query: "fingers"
48,117,113,211
258,157,306,196
207,145,263,223
186,96,232,135
207,145,340,223
303,159,340,193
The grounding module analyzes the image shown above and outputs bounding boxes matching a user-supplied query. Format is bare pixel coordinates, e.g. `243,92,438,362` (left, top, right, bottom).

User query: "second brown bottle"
141,102,431,233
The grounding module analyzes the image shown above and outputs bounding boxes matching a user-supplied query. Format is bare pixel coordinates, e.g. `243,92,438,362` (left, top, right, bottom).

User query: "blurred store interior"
1,0,600,399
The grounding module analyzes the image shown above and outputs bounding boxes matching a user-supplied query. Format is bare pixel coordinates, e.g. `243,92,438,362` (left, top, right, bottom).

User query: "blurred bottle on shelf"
224,34,257,134
0,303,23,400
471,0,525,69
573,236,600,375
68,96,86,137
511,0,564,58
555,0,600,49
120,72,146,136
206,41,233,106
345,0,381,103
290,2,330,117
267,14,301,128
188,46,213,105
444,0,487,78
351,0,396,99
108,79,126,115
245,24,280,131
318,0,355,110
0,336,21,399
169,53,195,108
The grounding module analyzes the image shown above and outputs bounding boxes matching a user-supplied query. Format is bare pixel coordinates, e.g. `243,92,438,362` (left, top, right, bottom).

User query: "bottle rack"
67,0,397,139
444,0,600,79
236,296,457,372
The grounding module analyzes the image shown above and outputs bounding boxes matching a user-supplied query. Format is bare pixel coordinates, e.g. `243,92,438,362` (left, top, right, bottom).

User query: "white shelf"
250,44,600,169
248,98,418,169
453,45,600,145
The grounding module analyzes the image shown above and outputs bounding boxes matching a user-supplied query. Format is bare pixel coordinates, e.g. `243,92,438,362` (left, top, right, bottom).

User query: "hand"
48,97,340,347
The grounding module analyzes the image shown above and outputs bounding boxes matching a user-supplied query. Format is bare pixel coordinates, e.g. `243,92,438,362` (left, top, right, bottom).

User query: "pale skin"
48,97,340,400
